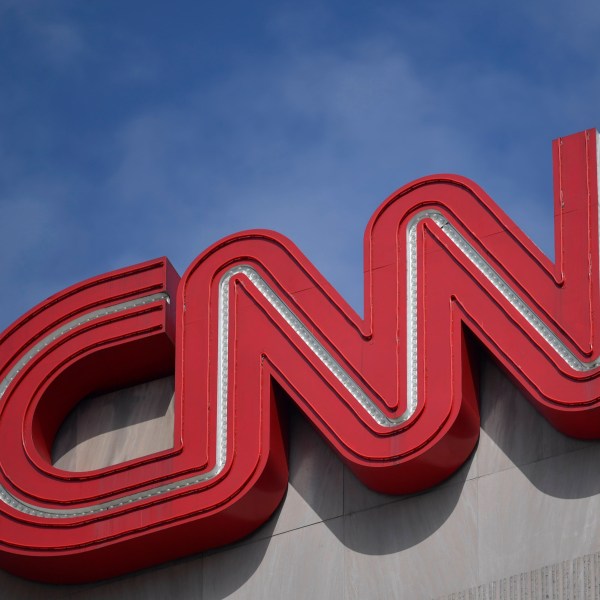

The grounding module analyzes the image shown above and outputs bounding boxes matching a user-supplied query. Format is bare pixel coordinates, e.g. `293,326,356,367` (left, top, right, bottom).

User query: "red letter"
1,130,599,582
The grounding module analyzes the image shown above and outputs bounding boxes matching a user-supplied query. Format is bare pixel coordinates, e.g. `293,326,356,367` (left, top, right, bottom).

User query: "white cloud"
0,1,86,69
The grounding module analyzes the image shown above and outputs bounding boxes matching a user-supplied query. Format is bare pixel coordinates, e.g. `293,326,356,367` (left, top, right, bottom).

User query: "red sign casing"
0,130,599,582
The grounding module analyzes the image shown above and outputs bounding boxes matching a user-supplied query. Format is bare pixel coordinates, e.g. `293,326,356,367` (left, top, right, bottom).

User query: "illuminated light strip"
221,266,406,429
0,210,596,518
425,211,600,372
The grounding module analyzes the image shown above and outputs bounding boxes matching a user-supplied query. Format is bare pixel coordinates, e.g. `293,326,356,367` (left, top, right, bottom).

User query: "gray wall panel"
68,558,204,600
203,519,344,600
436,553,600,600
477,361,594,478
478,444,600,584
270,405,344,536
343,479,479,599
52,376,175,471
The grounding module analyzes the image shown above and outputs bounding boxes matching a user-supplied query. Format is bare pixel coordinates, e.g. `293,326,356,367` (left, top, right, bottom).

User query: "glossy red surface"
0,130,599,582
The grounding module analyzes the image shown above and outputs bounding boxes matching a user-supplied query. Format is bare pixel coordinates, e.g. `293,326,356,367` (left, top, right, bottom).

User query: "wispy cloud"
0,0,85,69
103,29,559,310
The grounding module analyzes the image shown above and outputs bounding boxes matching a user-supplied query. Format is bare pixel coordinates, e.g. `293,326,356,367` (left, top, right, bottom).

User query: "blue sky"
1,0,600,330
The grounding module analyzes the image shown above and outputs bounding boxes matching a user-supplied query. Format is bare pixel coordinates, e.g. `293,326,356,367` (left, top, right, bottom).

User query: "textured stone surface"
0,570,77,600
271,406,344,536
52,376,174,471
344,479,479,599
203,519,344,599
67,557,204,600
477,360,593,478
477,444,600,584
5,355,600,599
436,552,600,600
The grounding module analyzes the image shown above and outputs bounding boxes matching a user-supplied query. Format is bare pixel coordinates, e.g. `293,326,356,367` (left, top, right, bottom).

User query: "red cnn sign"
1,130,600,583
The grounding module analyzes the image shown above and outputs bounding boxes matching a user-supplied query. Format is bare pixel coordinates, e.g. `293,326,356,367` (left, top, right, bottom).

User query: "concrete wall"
3,356,600,599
